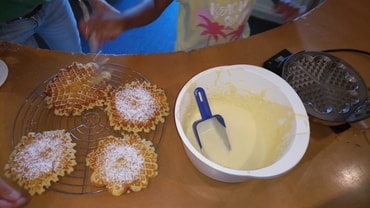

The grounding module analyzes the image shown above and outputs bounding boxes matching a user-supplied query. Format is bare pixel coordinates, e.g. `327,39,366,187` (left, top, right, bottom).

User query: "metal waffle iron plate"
281,51,369,125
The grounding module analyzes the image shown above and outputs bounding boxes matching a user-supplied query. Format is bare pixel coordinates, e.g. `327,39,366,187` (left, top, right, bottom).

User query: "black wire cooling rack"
12,63,166,194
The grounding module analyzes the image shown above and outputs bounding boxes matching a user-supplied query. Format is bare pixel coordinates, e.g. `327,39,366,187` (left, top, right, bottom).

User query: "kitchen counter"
1,0,369,207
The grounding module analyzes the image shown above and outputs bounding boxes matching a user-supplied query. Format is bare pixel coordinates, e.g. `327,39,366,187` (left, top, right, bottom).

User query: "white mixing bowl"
174,65,310,183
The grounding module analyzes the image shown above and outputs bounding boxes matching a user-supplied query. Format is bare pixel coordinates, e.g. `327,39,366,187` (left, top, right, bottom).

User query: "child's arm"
79,0,173,46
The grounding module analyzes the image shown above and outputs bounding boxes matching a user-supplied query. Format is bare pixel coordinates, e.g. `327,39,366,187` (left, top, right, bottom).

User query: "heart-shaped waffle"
44,62,112,116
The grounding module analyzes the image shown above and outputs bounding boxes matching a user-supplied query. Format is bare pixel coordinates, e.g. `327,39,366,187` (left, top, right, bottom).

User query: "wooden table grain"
0,0,369,207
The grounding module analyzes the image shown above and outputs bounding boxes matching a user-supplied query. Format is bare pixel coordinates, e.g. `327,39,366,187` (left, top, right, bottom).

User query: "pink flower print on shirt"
197,8,232,46
227,23,246,41
196,1,251,46
197,15,231,46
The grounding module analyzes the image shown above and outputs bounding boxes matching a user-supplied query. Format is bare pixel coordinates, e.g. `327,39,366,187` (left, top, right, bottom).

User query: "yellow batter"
184,90,295,170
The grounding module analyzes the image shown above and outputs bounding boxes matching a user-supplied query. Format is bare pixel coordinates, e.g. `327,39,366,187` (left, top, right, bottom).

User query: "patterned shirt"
176,0,256,51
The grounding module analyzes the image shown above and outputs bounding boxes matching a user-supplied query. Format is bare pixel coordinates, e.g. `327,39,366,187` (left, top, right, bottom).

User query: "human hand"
78,0,125,47
273,1,306,22
0,178,28,208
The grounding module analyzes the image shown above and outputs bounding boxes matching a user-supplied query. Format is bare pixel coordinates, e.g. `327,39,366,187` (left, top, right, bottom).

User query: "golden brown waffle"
86,134,158,196
45,62,112,116
3,130,77,195
106,81,169,133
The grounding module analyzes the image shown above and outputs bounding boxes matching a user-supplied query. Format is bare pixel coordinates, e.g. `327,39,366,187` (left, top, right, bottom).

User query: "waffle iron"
263,50,370,126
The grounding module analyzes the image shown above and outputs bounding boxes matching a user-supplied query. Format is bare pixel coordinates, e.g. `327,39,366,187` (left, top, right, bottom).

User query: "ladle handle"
194,87,213,120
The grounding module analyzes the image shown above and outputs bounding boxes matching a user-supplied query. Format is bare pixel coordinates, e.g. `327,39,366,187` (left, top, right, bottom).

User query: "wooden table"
1,0,369,207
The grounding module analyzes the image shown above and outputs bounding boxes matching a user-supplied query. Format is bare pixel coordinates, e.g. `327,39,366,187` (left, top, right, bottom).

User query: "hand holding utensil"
78,0,99,53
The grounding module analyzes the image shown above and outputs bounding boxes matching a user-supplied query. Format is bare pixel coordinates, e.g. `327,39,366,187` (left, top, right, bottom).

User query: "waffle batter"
185,90,295,170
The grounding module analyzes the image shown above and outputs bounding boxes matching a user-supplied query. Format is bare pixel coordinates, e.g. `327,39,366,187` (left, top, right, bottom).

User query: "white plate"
0,59,8,87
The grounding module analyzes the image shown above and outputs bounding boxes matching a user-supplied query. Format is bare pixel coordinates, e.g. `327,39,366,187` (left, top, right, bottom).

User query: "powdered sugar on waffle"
101,142,144,182
13,133,64,179
86,134,158,195
4,130,77,195
9,130,75,179
115,86,157,123
106,81,170,133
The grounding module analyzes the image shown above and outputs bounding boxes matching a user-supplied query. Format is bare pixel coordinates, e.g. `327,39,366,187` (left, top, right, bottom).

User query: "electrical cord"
321,48,370,56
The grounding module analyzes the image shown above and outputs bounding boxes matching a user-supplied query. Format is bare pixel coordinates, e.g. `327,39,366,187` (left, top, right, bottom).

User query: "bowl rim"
174,64,310,178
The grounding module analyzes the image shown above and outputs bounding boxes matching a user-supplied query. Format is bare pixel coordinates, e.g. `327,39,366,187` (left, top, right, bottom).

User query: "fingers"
88,18,125,46
0,199,17,208
0,178,21,201
77,0,124,49
78,20,89,39
274,3,301,22
0,178,28,208
0,197,28,208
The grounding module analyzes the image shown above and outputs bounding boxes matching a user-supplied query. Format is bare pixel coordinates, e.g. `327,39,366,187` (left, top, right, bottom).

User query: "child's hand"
273,1,306,22
0,178,29,208
78,0,124,47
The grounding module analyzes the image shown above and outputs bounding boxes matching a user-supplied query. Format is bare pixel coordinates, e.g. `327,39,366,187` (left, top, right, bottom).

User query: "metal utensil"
192,87,231,153
78,0,99,53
